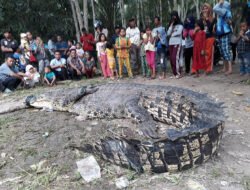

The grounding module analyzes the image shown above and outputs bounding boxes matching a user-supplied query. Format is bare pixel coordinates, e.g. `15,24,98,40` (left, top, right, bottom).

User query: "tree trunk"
140,0,145,29
73,0,84,33
180,0,186,21
136,0,140,27
113,4,116,26
193,0,200,19
83,0,89,32
159,0,162,21
173,0,178,11
70,0,80,41
91,0,96,26
168,0,172,14
120,0,125,28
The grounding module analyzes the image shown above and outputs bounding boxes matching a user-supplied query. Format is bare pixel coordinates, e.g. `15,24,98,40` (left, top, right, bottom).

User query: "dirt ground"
0,65,250,190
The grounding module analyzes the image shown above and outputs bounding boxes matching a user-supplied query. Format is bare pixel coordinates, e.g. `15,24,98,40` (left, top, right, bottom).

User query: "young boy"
140,30,150,78
82,51,96,79
236,22,250,76
115,28,133,78
44,66,56,86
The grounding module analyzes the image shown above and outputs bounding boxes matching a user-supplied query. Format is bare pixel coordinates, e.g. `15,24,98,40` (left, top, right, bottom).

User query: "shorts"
219,34,232,61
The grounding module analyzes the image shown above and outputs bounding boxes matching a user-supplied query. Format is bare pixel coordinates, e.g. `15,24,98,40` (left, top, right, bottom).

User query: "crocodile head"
25,85,98,111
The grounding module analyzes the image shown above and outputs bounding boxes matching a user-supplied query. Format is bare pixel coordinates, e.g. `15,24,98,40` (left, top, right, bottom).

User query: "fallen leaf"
232,91,244,96
245,107,250,112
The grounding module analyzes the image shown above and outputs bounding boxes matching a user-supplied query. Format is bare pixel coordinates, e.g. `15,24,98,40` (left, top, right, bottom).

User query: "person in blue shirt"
56,35,68,58
0,56,26,92
153,16,168,79
213,0,233,75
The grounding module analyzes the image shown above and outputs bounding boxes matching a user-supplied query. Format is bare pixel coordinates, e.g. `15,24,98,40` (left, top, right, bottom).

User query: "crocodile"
10,83,225,173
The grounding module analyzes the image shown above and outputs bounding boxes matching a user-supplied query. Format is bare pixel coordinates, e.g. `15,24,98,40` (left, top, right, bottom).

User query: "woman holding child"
201,3,216,74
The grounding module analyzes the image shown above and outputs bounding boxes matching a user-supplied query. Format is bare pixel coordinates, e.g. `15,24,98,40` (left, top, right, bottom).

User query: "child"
76,42,85,60
106,42,118,80
13,48,27,72
96,33,110,78
191,20,206,77
44,66,56,86
20,33,30,61
115,28,133,78
140,31,150,78
83,51,96,78
143,27,156,79
236,22,250,76
24,65,40,87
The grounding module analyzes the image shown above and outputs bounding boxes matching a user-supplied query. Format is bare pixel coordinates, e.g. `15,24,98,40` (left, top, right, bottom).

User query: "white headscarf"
25,64,34,73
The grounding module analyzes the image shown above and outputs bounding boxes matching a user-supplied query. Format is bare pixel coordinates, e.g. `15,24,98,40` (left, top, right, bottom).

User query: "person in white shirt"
126,18,141,73
50,51,68,80
167,11,184,78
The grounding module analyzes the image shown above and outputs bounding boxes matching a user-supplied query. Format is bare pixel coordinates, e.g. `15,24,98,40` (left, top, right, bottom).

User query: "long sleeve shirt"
167,24,183,45
213,1,232,36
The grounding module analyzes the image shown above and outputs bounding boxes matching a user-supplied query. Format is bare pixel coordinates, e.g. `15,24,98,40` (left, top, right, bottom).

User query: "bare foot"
225,71,232,76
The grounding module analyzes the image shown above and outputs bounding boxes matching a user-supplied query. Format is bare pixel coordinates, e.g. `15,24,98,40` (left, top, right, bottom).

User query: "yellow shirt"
106,48,114,59
115,37,131,58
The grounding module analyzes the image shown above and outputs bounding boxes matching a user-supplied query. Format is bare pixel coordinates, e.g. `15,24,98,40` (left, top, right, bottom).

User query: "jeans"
54,67,68,81
156,46,167,73
238,53,250,74
1,77,22,91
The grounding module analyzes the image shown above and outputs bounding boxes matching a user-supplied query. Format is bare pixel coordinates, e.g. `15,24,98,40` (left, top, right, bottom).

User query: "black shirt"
204,18,216,39
0,38,18,58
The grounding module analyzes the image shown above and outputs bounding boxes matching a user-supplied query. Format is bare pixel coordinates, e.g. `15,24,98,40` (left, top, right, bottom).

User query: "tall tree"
193,0,200,19
73,0,84,34
91,0,96,26
159,0,162,21
83,0,89,31
120,0,125,27
70,0,80,41
136,0,140,27
140,0,145,29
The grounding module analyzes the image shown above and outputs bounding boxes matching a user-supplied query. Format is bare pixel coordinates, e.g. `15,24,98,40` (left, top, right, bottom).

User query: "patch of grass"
0,116,16,126
227,169,235,177
242,176,250,190
58,164,71,175
20,147,38,158
210,168,221,178
17,167,58,190
0,117,16,143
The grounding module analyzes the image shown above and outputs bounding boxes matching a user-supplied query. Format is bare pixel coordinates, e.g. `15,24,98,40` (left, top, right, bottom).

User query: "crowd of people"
0,0,250,93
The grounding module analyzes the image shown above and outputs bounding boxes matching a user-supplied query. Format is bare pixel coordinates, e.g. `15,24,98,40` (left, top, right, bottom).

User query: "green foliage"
0,0,74,39
0,0,248,40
